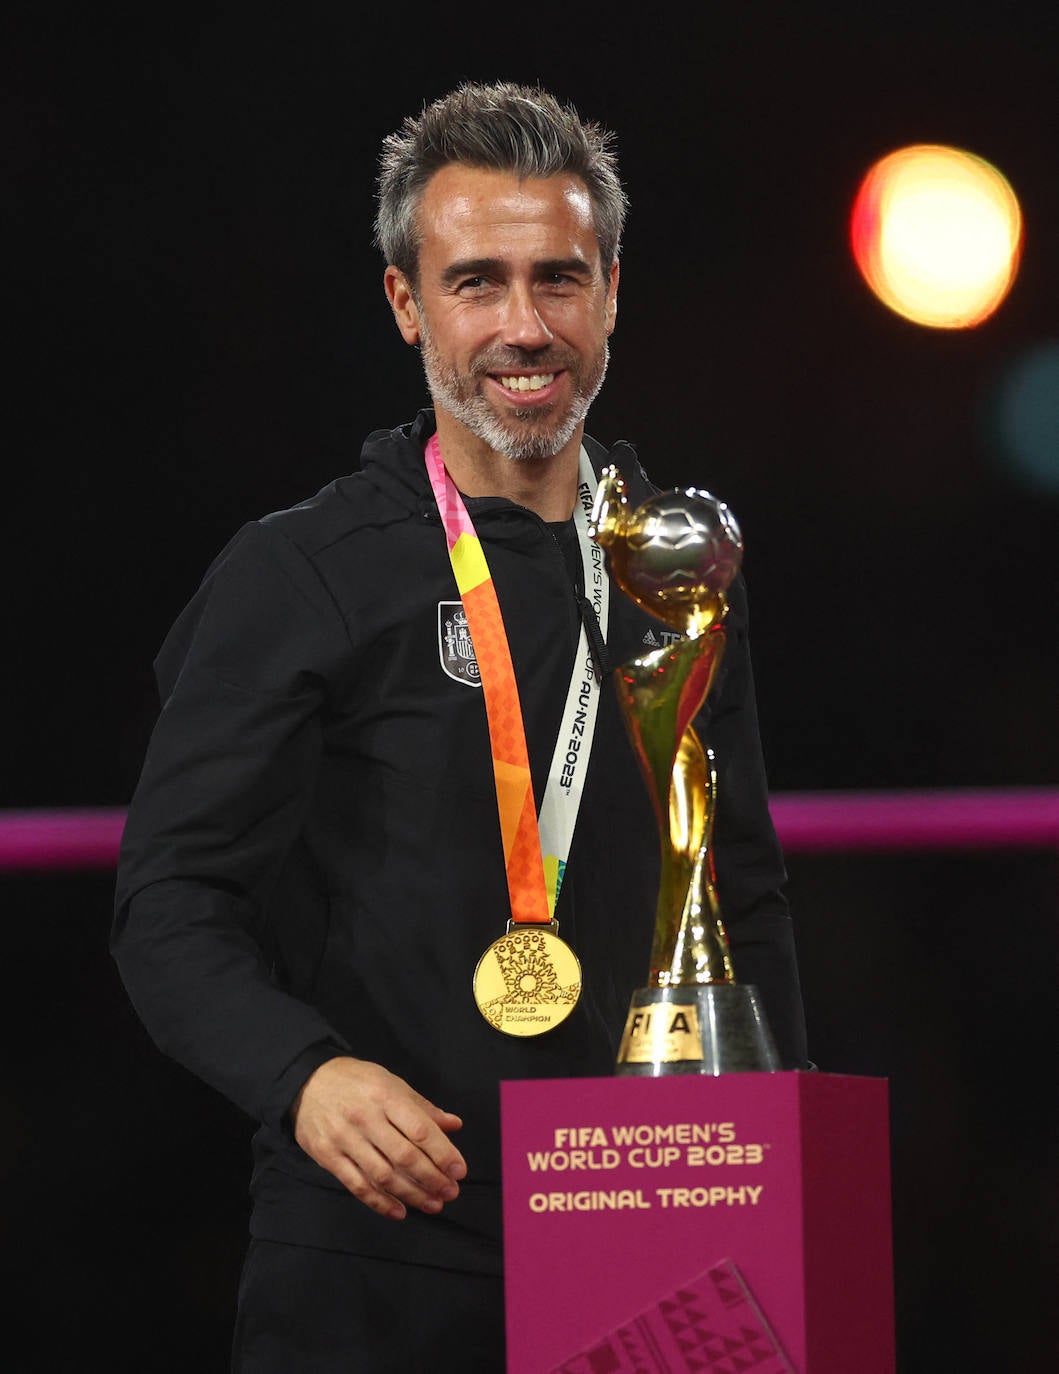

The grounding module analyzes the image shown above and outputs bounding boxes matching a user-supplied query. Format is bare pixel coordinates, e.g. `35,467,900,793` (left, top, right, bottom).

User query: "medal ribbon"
425,433,607,925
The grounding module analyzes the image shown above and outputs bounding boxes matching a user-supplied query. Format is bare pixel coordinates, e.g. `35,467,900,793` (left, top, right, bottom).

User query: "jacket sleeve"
706,573,810,1069
112,520,352,1126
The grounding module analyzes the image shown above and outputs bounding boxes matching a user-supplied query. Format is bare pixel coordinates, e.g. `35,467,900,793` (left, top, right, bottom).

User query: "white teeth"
500,373,554,392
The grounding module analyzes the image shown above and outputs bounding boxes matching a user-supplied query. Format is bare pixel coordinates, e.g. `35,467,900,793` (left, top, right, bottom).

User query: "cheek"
542,300,602,344
445,312,497,360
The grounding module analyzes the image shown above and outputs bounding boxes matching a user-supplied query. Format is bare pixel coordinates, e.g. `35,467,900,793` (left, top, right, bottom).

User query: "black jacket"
112,410,807,1272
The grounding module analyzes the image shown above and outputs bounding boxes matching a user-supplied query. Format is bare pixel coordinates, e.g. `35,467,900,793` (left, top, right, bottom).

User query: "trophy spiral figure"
590,466,744,990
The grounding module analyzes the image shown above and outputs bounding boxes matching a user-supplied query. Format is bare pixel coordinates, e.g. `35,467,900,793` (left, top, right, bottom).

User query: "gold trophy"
590,466,780,1075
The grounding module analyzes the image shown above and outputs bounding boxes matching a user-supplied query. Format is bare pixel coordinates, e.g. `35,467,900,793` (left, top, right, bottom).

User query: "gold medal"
473,922,582,1037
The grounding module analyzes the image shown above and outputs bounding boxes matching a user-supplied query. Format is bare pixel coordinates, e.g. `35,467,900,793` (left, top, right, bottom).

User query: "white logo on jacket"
642,628,684,647
438,602,481,686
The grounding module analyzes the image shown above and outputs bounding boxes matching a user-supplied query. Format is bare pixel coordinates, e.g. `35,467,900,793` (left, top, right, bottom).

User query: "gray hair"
375,81,628,287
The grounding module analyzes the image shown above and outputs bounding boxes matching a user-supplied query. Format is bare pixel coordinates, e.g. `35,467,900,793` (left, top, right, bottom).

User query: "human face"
386,164,619,462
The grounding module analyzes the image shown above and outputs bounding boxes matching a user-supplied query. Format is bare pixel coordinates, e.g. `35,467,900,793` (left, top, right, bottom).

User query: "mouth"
489,371,561,402
497,371,555,392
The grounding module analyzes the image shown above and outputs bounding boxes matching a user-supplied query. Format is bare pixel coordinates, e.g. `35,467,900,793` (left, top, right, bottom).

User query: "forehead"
416,164,599,265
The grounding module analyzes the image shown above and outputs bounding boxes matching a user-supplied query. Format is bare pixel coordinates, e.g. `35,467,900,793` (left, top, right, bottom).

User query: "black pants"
231,1239,506,1372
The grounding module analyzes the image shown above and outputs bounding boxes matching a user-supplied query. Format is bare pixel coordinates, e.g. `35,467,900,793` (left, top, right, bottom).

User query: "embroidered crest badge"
438,601,481,686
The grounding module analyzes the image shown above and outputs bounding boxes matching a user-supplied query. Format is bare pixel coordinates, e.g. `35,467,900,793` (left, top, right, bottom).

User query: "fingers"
291,1057,469,1221
391,1093,467,1181
319,1148,410,1221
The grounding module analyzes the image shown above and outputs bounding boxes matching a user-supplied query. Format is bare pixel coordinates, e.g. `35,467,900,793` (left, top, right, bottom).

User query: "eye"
539,271,583,294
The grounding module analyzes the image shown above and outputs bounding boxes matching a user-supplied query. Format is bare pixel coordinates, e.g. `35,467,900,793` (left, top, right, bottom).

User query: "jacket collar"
356,408,652,519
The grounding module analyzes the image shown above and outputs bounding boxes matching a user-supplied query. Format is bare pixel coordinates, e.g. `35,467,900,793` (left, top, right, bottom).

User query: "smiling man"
112,82,810,1371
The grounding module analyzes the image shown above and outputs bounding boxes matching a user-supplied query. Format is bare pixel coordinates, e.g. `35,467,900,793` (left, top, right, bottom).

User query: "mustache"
471,346,575,375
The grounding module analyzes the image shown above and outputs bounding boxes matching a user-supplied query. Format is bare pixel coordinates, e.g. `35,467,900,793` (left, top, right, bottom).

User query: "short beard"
417,315,609,462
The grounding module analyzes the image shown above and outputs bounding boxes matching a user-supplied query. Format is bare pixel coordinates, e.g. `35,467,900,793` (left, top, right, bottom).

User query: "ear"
604,258,619,334
384,266,421,345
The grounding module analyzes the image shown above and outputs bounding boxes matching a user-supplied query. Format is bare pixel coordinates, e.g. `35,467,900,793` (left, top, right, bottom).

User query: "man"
113,81,809,1371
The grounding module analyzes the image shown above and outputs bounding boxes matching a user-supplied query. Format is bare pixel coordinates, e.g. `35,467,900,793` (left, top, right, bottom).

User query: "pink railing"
1,789,1057,871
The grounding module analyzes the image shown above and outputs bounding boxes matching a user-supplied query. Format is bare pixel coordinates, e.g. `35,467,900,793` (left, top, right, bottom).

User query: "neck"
432,410,582,522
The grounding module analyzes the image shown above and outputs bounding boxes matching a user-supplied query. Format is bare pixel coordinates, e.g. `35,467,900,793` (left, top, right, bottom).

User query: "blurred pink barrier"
1,789,1057,871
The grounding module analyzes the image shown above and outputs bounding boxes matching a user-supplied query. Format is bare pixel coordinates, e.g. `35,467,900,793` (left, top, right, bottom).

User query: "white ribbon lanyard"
538,449,610,915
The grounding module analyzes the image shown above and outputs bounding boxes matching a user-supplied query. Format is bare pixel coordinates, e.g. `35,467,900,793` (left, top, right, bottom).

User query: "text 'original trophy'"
590,467,780,1076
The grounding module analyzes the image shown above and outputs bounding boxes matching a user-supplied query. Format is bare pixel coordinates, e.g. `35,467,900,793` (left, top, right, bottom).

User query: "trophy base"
615,984,780,1076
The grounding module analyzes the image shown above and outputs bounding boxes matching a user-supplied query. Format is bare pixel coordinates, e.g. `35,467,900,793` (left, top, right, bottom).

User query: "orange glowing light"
850,144,1023,328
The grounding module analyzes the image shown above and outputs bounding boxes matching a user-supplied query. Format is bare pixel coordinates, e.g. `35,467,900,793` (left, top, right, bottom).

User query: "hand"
291,1056,467,1221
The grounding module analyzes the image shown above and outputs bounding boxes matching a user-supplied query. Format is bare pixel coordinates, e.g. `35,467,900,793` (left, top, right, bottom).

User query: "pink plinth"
500,1072,893,1374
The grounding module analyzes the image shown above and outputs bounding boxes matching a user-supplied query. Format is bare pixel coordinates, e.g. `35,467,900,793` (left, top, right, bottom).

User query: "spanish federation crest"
438,601,481,687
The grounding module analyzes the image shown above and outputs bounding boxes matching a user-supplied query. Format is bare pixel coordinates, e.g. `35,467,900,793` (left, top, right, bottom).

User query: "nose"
501,283,554,350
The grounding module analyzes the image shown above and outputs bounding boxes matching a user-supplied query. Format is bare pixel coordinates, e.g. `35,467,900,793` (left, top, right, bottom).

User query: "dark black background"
5,6,1056,1370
